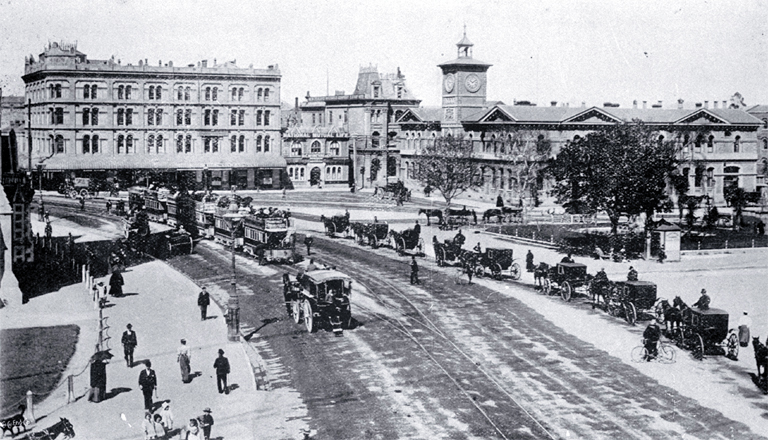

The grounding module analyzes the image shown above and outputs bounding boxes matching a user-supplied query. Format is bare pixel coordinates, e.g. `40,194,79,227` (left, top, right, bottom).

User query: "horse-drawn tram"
676,307,738,360
283,269,353,335
194,198,218,239
542,262,592,301
144,188,169,223
243,215,297,264
164,229,194,256
321,212,351,238
213,210,244,249
128,186,146,214
474,248,521,280
351,221,389,248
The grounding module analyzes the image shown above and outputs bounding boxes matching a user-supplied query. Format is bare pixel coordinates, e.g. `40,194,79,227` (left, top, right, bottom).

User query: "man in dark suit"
138,360,157,410
121,324,137,367
213,349,230,394
197,287,210,321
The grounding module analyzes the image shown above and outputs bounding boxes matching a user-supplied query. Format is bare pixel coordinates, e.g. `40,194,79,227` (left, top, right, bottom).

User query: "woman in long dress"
177,339,191,383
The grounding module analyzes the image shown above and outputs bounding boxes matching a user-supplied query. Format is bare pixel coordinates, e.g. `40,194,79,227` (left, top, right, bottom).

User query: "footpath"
1,213,309,439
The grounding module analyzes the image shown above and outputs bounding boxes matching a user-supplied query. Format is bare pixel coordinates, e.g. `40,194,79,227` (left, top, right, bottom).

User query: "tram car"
283,268,353,335
213,209,244,249
127,187,146,214
166,190,197,233
164,229,194,256
243,214,298,264
144,188,171,223
194,198,218,239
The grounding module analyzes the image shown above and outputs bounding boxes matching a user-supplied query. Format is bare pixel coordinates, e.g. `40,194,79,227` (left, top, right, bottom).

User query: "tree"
413,135,483,206
724,186,750,230
494,130,552,202
548,122,679,235
668,168,690,221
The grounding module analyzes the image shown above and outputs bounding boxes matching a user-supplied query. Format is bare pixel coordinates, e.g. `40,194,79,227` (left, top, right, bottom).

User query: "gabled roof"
397,107,442,123
562,107,623,124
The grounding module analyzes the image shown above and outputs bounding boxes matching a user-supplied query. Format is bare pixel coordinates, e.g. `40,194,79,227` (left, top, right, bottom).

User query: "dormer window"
373,86,380,98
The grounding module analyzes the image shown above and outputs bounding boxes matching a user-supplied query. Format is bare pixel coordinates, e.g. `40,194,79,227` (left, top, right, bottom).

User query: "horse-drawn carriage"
541,262,592,301
389,223,424,256
674,307,738,360
375,182,411,203
243,214,298,264
123,210,150,240
440,207,477,230
282,268,353,336
473,248,521,280
351,221,389,248
592,279,659,325
482,206,524,224
433,235,468,267
321,212,351,238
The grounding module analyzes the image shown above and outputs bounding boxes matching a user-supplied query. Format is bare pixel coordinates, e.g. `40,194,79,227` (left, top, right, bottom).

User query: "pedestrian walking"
109,269,124,297
466,260,474,285
526,250,535,272
410,256,420,285
197,287,210,321
153,413,166,438
496,193,504,208
121,324,137,367
158,401,174,431
106,199,112,214
45,221,52,241
79,195,86,211
304,234,313,256
142,411,161,440
213,349,230,394
88,350,108,403
138,360,157,411
178,339,192,383
282,187,287,199
199,408,214,440
181,419,202,440
97,281,108,308
738,311,752,348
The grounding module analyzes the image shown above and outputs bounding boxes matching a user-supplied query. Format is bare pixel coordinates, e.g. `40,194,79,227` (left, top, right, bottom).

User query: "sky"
1,0,766,110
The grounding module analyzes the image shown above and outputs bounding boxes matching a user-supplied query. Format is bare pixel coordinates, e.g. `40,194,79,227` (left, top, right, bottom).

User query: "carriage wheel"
623,302,637,325
417,238,425,257
509,263,521,280
302,300,316,333
561,281,573,302
474,265,484,277
397,238,406,256
692,334,705,360
291,299,302,324
542,279,551,295
726,333,739,360
658,343,676,364
437,248,446,266
675,328,686,349
631,346,648,363
80,189,90,199
328,222,337,237
491,263,503,280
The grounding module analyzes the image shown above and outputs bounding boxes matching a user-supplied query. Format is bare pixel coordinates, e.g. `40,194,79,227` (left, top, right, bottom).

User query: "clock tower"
438,29,492,129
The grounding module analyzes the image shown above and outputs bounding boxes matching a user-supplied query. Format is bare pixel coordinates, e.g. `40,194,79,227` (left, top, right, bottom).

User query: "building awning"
34,153,287,171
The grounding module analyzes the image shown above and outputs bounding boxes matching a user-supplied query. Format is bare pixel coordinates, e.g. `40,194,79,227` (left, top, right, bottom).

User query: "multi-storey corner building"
393,32,763,206
22,42,285,190
282,65,420,188
746,105,768,197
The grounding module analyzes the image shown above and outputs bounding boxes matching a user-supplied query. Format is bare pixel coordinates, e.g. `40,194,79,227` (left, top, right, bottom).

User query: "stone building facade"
22,42,284,190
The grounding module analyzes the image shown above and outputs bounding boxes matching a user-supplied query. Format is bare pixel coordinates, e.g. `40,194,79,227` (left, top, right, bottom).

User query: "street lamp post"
224,213,242,342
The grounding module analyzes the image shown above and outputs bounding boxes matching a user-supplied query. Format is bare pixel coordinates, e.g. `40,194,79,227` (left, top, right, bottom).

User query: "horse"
482,207,523,224
657,296,688,335
320,213,350,237
1,404,27,436
21,417,75,440
389,226,421,254
446,207,477,226
752,337,768,394
418,208,443,226
534,262,550,289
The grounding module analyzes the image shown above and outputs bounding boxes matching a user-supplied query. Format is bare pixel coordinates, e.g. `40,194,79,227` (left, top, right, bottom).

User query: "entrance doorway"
310,167,321,186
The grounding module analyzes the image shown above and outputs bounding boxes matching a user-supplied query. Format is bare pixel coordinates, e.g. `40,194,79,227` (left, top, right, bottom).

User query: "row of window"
48,107,273,127
287,166,345,181
73,133,273,155
44,83,274,102
289,140,343,156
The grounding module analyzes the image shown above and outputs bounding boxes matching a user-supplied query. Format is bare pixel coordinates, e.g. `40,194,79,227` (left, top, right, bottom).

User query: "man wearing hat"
693,289,711,310
643,319,661,361
213,349,230,394
121,324,137,367
138,360,157,411
197,287,210,321
199,408,214,440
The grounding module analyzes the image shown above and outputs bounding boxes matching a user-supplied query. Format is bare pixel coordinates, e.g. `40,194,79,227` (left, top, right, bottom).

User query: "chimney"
294,97,299,109
138,59,143,66
145,58,148,66
169,61,173,67
714,101,718,109
158,60,162,66
695,102,702,108
677,99,684,109
551,101,557,107
643,101,647,109
201,60,207,68
704,101,709,109
723,100,727,109
214,58,217,66
633,100,638,109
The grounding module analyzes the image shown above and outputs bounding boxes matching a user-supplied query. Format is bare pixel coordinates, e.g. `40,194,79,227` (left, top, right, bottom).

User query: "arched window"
126,134,134,153
212,87,218,101
147,135,155,153
734,135,741,153
330,141,340,155
54,84,61,98
264,135,270,152
763,118,768,129
707,135,714,153
231,88,237,101
156,109,163,125
149,86,155,100
125,85,132,99
371,132,380,148
176,135,184,153
83,108,90,126
238,88,244,101
117,108,125,126
264,110,270,126
257,88,262,101
117,134,125,154
176,109,183,125
264,88,269,101
184,87,190,101
91,108,99,126
239,135,245,152
91,84,98,99
230,135,237,153
291,142,303,156
156,135,163,153
256,110,262,126
155,86,162,100
311,140,321,154
83,135,91,154
289,168,294,179
178,86,183,100
695,134,702,151
92,135,99,153
205,87,211,101
256,135,263,152
185,134,192,153
300,168,305,179
147,108,155,126
118,85,124,99
84,85,90,99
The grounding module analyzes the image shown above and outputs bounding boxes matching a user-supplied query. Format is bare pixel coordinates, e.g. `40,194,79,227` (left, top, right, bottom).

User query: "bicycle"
631,338,676,364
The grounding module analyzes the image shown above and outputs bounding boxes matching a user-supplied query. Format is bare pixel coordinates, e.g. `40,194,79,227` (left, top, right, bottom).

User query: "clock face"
443,73,455,93
465,74,481,93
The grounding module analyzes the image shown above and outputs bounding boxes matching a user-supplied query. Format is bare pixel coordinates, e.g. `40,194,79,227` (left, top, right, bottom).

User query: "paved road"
167,235,763,440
